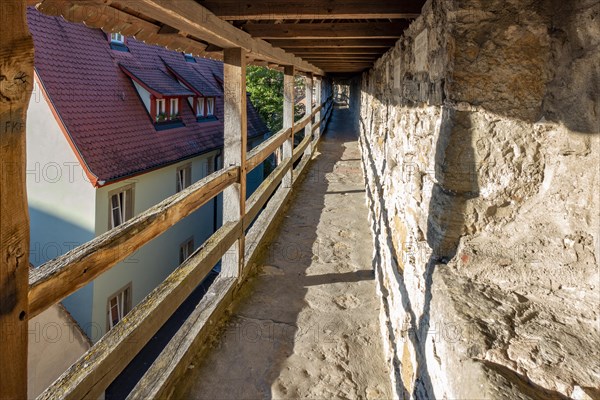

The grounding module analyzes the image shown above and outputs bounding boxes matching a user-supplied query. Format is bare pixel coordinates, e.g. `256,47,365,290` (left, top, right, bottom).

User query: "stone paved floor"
176,106,392,400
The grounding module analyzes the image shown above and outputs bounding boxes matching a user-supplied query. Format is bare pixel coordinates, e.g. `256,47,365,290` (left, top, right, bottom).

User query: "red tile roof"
27,8,269,185
119,64,196,98
163,59,222,97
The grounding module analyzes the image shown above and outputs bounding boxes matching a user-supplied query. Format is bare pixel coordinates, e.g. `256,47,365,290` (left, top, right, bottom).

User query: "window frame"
155,98,166,122
110,32,124,44
170,98,180,119
201,156,215,178
206,97,215,116
176,163,192,193
184,53,197,63
196,97,205,118
108,184,134,230
106,282,132,331
179,236,194,264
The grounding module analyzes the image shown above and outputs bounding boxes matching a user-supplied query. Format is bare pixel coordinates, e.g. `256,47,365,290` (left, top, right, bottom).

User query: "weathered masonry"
1,0,598,399
359,1,599,398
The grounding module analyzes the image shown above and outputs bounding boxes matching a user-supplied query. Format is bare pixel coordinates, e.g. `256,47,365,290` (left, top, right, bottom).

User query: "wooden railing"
34,94,334,400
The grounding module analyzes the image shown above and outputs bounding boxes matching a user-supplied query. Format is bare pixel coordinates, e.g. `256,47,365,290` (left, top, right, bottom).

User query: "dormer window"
119,64,191,130
206,98,215,116
193,97,217,122
196,97,205,118
184,53,197,63
111,32,124,44
154,97,181,123
109,32,129,52
156,98,166,122
170,98,180,119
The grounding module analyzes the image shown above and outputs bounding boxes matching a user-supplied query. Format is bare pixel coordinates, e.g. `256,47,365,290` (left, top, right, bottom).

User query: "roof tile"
27,8,269,184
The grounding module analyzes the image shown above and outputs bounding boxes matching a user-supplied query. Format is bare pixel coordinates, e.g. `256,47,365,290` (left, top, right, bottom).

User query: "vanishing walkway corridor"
176,107,393,399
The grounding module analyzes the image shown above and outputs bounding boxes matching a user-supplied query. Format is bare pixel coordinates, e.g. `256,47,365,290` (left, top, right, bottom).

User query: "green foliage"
246,66,284,133
246,66,307,133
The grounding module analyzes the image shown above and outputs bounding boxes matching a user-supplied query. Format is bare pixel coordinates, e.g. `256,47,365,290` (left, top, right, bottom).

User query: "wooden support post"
315,78,322,140
304,73,313,156
221,48,246,278
0,1,34,398
282,65,294,187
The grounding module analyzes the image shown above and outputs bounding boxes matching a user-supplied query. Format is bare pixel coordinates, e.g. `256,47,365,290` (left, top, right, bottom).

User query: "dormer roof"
119,64,195,98
162,59,222,97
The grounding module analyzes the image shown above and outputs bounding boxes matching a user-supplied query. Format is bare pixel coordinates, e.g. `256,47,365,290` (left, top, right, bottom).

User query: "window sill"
110,42,130,52
196,115,218,123
155,119,185,131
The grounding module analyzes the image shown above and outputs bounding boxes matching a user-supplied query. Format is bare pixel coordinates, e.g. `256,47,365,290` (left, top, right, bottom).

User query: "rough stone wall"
359,0,600,399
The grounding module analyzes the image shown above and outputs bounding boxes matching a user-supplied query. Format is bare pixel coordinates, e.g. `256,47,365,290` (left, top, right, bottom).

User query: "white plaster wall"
26,77,97,338
27,304,91,398
27,78,97,261
133,81,151,113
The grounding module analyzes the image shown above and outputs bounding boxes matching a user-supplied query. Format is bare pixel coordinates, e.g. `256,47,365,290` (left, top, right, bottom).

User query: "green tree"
246,66,307,133
246,66,284,133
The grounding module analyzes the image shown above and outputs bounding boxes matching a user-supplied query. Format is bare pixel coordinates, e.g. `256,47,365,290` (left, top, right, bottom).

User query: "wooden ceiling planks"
195,0,422,20
266,38,400,48
195,0,425,71
33,0,425,73
34,0,324,74
241,21,410,39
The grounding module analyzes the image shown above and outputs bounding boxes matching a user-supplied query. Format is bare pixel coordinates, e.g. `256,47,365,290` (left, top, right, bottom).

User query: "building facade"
26,8,269,341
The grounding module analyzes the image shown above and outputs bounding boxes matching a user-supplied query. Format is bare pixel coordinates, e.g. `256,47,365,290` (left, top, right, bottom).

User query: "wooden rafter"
31,0,420,74
35,0,324,75
243,22,408,39
267,38,399,48
301,55,380,60
289,48,388,55
198,0,423,20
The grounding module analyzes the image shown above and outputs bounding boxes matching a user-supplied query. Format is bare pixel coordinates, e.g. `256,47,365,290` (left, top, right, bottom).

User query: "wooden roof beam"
300,55,380,59
243,22,408,39
34,1,210,56
312,61,375,65
267,38,399,48
35,0,324,75
198,0,423,20
288,48,388,55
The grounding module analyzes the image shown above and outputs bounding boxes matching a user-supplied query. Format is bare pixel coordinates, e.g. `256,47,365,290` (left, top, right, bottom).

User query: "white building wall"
27,77,267,342
28,304,91,398
26,78,97,336
133,81,151,113
90,151,219,340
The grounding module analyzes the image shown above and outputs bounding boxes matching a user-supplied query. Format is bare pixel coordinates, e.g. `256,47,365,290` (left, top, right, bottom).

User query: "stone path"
176,106,392,400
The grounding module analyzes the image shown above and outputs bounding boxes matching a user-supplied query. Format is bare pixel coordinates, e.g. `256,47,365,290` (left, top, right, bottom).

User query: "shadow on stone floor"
173,106,392,399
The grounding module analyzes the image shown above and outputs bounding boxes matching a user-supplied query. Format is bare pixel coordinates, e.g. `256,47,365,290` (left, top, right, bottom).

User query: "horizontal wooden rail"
126,273,237,400
127,95,335,400
28,166,239,318
246,127,291,171
293,112,312,134
126,131,325,398
38,220,243,400
246,99,329,171
244,157,292,227
31,94,334,399
293,133,313,162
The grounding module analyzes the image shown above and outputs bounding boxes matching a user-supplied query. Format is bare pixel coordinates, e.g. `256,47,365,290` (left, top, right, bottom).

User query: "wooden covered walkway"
175,106,391,399
1,1,422,398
